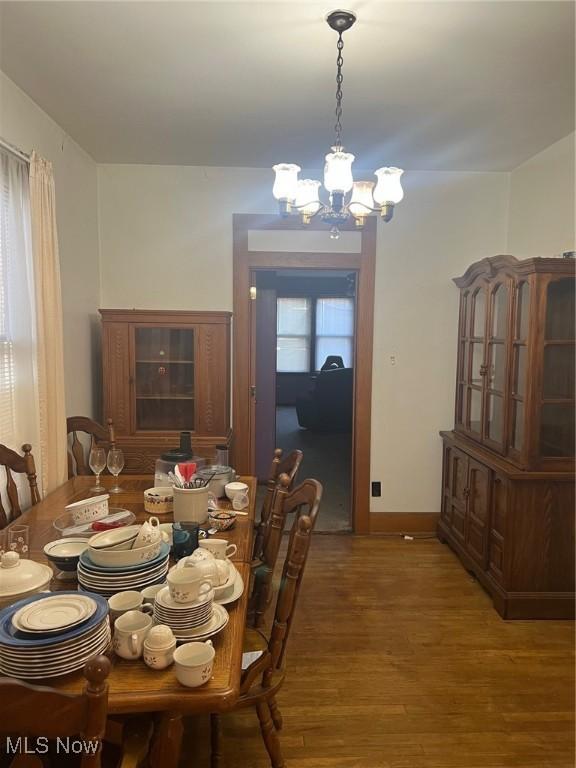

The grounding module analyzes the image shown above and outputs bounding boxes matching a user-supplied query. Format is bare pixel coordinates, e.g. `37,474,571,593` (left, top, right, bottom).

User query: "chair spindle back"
0,444,40,529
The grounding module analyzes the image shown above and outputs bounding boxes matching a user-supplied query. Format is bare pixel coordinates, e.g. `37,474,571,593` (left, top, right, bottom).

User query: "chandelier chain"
334,31,344,148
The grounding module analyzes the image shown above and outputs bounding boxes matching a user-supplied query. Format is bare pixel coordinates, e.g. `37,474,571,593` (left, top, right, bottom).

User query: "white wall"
98,164,509,513
0,71,100,418
508,132,575,257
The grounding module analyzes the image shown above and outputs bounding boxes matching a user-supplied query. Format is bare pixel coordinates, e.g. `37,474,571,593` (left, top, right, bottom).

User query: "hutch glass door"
540,277,575,459
134,327,195,431
484,281,509,452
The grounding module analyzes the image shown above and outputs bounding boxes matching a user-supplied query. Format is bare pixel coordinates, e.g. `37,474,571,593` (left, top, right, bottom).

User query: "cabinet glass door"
464,286,487,438
510,281,529,453
484,283,509,450
134,327,195,431
539,278,575,458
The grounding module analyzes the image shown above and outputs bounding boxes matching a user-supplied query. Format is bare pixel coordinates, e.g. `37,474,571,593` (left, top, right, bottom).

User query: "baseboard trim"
369,512,439,534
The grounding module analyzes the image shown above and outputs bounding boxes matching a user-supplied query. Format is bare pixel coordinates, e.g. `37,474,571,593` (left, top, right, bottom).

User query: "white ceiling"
0,1,574,170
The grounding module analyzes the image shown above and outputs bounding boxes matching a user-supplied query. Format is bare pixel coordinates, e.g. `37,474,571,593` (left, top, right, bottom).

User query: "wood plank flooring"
181,536,575,767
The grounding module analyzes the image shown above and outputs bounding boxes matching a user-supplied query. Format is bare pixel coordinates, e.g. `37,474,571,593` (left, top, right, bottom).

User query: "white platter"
12,595,97,634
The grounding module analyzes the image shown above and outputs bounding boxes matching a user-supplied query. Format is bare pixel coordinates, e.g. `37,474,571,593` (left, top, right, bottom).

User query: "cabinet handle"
463,487,470,498
479,365,488,377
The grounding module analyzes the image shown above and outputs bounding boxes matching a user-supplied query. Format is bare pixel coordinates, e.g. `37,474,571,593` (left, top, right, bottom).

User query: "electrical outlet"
371,481,381,497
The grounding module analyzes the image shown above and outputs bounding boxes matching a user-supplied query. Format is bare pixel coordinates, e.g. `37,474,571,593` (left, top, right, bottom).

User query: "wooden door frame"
232,213,376,534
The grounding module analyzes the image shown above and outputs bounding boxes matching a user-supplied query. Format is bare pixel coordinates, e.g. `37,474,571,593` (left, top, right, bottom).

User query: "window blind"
0,152,16,444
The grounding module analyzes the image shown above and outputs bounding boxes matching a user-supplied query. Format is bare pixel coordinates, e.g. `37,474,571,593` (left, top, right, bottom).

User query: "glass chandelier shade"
295,179,322,216
323,149,355,193
349,181,375,217
373,167,404,205
272,163,301,201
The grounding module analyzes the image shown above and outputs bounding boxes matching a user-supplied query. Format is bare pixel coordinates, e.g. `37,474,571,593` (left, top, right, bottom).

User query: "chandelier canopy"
272,9,404,236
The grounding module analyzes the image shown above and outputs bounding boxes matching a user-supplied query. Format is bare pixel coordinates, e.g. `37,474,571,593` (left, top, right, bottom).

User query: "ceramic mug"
108,590,153,621
199,539,237,561
113,610,153,660
173,640,215,687
167,569,212,604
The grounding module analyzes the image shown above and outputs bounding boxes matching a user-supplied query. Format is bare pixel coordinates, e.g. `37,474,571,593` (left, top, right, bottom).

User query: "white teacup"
113,610,153,660
173,640,215,687
199,539,237,561
108,590,153,622
188,548,214,563
167,569,212,604
133,516,161,549
141,584,165,604
184,558,230,587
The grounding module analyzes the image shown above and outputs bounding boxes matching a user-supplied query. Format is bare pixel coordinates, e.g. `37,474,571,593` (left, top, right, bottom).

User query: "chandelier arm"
346,201,380,214
291,199,324,211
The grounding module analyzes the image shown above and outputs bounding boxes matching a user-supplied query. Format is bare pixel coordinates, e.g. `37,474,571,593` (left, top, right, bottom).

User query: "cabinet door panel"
448,448,468,544
195,324,230,435
466,459,491,567
488,475,507,585
102,323,131,434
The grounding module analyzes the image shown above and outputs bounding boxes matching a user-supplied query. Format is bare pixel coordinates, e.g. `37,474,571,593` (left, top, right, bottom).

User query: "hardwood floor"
181,536,575,767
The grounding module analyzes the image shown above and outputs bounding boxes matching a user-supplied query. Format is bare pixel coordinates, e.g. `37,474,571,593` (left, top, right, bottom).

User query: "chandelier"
272,10,404,236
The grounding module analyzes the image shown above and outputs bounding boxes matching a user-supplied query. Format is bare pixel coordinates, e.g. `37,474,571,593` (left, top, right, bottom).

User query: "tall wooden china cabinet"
99,310,231,473
439,256,575,619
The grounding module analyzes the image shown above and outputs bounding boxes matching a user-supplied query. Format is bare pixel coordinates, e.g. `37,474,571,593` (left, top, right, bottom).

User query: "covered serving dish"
0,551,52,608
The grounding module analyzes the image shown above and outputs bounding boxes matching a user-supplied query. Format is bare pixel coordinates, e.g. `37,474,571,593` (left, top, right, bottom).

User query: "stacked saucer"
0,591,111,679
153,586,229,642
77,543,170,597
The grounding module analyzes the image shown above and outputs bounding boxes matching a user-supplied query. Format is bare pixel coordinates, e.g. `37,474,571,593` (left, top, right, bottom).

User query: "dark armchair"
295,367,353,432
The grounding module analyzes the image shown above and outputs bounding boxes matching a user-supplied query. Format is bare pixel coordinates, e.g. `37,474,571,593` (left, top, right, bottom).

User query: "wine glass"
89,446,106,492
107,447,125,494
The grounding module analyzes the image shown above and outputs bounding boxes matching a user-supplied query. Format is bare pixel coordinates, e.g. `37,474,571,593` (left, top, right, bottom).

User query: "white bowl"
224,482,249,501
88,538,162,567
65,494,109,525
89,525,141,551
144,487,174,515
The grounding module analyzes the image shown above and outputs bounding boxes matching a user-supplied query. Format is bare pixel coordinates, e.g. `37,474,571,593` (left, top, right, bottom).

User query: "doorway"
232,214,376,533
253,268,356,530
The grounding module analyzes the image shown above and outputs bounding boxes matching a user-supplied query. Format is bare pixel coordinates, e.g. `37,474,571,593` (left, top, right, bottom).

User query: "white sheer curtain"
0,148,41,509
29,151,67,494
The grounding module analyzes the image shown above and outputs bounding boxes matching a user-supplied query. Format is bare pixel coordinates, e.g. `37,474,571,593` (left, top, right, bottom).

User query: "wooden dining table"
5,473,257,768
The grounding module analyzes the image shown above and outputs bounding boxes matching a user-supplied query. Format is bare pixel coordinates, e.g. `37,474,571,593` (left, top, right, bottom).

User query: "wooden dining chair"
0,443,40,529
0,656,151,768
211,477,322,768
252,448,303,563
0,655,111,767
250,469,309,629
67,417,115,478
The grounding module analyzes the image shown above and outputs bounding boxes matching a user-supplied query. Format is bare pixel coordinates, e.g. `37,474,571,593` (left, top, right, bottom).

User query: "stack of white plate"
153,586,229,642
77,543,170,597
0,592,111,679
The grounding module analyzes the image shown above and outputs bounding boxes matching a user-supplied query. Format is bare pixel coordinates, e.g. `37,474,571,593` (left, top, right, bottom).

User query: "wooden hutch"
439,256,575,619
100,310,231,473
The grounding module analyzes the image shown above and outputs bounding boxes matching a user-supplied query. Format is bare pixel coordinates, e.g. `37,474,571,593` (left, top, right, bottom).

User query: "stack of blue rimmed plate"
77,542,170,597
0,591,111,679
